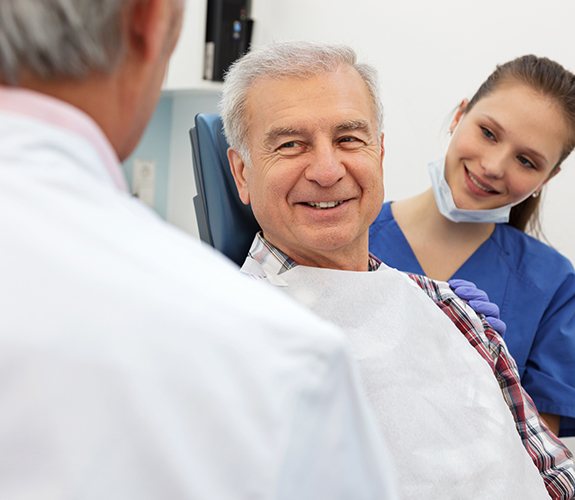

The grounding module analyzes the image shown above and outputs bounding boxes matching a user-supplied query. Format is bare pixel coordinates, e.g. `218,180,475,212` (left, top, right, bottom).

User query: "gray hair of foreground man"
220,41,384,161
0,0,182,85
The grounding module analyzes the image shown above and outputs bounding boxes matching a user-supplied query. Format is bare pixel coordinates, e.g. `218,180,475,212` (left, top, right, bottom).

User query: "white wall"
251,0,575,261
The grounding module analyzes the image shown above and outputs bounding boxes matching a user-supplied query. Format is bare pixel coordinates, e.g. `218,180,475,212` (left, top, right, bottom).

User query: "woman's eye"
517,155,536,169
480,126,496,141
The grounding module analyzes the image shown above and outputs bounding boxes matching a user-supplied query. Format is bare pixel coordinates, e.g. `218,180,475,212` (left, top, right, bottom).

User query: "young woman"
369,55,575,437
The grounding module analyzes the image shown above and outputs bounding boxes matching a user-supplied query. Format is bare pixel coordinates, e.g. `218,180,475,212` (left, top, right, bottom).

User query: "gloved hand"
448,278,507,337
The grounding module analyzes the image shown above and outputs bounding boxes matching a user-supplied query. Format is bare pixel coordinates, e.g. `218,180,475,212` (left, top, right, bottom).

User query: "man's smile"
304,200,346,209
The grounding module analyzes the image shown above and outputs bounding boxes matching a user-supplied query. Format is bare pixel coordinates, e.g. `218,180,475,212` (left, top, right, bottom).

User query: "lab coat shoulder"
0,155,396,498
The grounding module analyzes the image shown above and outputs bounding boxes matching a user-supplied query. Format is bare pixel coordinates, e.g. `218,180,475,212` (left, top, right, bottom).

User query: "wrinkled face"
445,82,568,210
229,66,384,268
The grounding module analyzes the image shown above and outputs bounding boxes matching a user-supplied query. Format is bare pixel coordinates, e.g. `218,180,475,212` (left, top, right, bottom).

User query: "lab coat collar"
0,86,127,191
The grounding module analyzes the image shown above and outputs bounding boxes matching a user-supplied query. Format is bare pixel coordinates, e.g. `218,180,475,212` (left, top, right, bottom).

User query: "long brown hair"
466,55,575,233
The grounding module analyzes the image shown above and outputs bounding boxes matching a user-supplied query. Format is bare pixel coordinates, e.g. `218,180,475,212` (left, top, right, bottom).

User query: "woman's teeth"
467,170,497,193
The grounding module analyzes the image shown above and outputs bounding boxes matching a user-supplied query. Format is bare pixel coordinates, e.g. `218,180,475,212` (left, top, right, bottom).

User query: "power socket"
132,159,156,208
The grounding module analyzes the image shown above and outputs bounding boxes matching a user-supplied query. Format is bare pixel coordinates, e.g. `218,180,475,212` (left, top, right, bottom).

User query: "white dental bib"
257,261,548,499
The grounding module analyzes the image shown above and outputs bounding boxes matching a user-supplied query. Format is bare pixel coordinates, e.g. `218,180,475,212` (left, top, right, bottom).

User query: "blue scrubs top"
369,201,575,437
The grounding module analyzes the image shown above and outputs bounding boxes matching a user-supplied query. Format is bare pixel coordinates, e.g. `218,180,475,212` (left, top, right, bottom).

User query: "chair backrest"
190,113,260,266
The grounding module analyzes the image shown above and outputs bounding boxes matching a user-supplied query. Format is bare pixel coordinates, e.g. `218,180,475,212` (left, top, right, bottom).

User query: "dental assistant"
369,55,575,437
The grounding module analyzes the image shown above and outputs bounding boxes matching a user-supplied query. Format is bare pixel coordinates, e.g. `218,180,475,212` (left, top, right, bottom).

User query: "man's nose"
304,141,346,187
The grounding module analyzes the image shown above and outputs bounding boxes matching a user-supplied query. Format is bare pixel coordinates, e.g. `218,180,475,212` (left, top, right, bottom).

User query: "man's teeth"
468,171,496,193
306,201,343,209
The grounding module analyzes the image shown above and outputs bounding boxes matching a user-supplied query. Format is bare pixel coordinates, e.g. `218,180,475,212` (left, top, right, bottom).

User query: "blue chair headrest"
190,113,260,266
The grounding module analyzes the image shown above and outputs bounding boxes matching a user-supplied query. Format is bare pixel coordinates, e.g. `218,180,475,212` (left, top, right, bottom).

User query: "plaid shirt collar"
247,232,381,276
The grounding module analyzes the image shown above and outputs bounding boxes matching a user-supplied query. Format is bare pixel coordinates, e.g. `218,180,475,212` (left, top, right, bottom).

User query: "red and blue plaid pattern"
409,273,575,500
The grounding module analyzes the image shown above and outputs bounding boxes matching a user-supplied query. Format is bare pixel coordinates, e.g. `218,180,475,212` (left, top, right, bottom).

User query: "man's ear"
228,148,251,205
126,0,169,63
379,132,385,163
379,132,385,181
449,98,469,133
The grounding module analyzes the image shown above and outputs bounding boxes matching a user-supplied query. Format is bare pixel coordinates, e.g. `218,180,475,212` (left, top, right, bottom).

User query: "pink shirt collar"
0,86,128,191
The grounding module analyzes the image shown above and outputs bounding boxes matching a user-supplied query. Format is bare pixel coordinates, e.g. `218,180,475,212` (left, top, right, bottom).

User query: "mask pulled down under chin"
427,158,515,224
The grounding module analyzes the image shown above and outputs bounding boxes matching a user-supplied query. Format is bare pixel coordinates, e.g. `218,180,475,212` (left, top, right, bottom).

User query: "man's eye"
338,136,363,148
277,141,304,156
517,155,536,169
480,126,496,141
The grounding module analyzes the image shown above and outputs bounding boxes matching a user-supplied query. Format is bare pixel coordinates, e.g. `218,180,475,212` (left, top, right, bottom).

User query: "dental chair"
189,113,260,266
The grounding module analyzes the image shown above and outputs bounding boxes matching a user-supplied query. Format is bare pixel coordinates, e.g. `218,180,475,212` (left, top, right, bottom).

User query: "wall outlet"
132,159,156,207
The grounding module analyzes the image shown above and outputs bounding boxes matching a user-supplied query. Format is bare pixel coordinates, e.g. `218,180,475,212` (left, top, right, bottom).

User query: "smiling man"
228,64,384,270
221,42,575,499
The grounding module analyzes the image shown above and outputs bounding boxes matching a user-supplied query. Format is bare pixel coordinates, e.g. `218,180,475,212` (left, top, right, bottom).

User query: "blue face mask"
427,158,515,224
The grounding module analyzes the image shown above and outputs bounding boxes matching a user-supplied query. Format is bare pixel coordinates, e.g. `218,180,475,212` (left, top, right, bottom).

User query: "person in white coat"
0,1,398,499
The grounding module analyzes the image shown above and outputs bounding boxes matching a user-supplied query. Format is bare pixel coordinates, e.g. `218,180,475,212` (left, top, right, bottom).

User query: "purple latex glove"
448,278,507,336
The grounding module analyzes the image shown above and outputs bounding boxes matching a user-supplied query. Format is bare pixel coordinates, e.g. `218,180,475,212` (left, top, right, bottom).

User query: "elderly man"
0,3,400,499
223,42,575,499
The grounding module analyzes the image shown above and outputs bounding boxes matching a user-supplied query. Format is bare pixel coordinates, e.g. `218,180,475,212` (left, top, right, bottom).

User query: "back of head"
219,41,384,160
466,55,575,233
0,0,126,85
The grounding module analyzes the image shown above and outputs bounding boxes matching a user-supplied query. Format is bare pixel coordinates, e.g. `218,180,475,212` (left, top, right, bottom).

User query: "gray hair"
0,0,128,85
219,41,384,160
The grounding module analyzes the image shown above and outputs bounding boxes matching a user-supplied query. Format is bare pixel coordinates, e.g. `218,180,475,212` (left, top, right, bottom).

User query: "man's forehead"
244,71,378,137
247,67,367,102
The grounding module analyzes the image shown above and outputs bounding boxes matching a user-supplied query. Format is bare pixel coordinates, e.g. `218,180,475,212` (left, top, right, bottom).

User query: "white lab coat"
0,98,397,500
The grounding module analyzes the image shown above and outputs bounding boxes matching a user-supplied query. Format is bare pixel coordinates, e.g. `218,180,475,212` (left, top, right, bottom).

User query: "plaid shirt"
243,232,575,500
